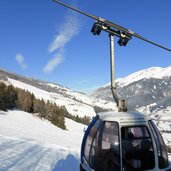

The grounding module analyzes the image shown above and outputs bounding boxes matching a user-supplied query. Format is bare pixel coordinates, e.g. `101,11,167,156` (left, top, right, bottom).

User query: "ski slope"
0,110,170,171
0,110,86,171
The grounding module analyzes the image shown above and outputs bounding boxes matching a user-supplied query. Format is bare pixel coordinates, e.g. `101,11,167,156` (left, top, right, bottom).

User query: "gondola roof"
97,111,150,125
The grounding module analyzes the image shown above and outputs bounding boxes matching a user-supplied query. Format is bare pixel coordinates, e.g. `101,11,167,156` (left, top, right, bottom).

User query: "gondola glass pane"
149,120,169,169
89,121,120,171
121,126,155,170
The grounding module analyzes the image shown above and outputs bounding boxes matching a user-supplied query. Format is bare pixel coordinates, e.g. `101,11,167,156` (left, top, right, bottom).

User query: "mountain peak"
117,66,171,87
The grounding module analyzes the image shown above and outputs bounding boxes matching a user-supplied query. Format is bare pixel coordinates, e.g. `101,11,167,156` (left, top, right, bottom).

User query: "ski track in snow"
0,110,83,171
0,135,80,171
0,136,57,170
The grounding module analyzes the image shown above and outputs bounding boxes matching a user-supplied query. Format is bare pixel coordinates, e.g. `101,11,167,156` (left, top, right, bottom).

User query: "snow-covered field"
0,110,170,171
0,110,86,171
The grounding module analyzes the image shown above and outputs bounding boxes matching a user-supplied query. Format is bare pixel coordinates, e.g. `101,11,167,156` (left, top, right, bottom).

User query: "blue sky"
0,0,171,93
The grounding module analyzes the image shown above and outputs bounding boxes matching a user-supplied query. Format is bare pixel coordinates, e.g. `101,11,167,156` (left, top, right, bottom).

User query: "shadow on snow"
52,154,79,171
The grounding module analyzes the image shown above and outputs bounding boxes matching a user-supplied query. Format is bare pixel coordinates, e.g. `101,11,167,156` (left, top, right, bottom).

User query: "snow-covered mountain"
91,66,171,113
0,69,115,118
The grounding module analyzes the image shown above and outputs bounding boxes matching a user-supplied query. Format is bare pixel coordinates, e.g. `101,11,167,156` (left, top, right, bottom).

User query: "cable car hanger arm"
52,0,171,52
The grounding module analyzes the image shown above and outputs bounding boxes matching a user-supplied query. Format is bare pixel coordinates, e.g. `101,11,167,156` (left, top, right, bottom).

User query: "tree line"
0,82,90,129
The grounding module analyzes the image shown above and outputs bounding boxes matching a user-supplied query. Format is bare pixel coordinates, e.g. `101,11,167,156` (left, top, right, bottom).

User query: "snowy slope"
7,77,94,117
0,110,170,171
7,77,116,117
0,69,115,118
0,110,86,171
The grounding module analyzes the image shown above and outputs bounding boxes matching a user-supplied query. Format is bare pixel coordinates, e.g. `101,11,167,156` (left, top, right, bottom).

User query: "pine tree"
0,83,7,110
33,98,46,117
16,89,25,111
6,85,17,109
51,109,66,130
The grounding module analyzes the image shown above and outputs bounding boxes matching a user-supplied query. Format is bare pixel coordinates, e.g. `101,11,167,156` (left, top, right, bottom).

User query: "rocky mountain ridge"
91,66,171,113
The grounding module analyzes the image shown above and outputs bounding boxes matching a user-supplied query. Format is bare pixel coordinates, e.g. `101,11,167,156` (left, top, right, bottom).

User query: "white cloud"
43,52,64,74
48,13,80,53
43,12,80,74
15,54,27,69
